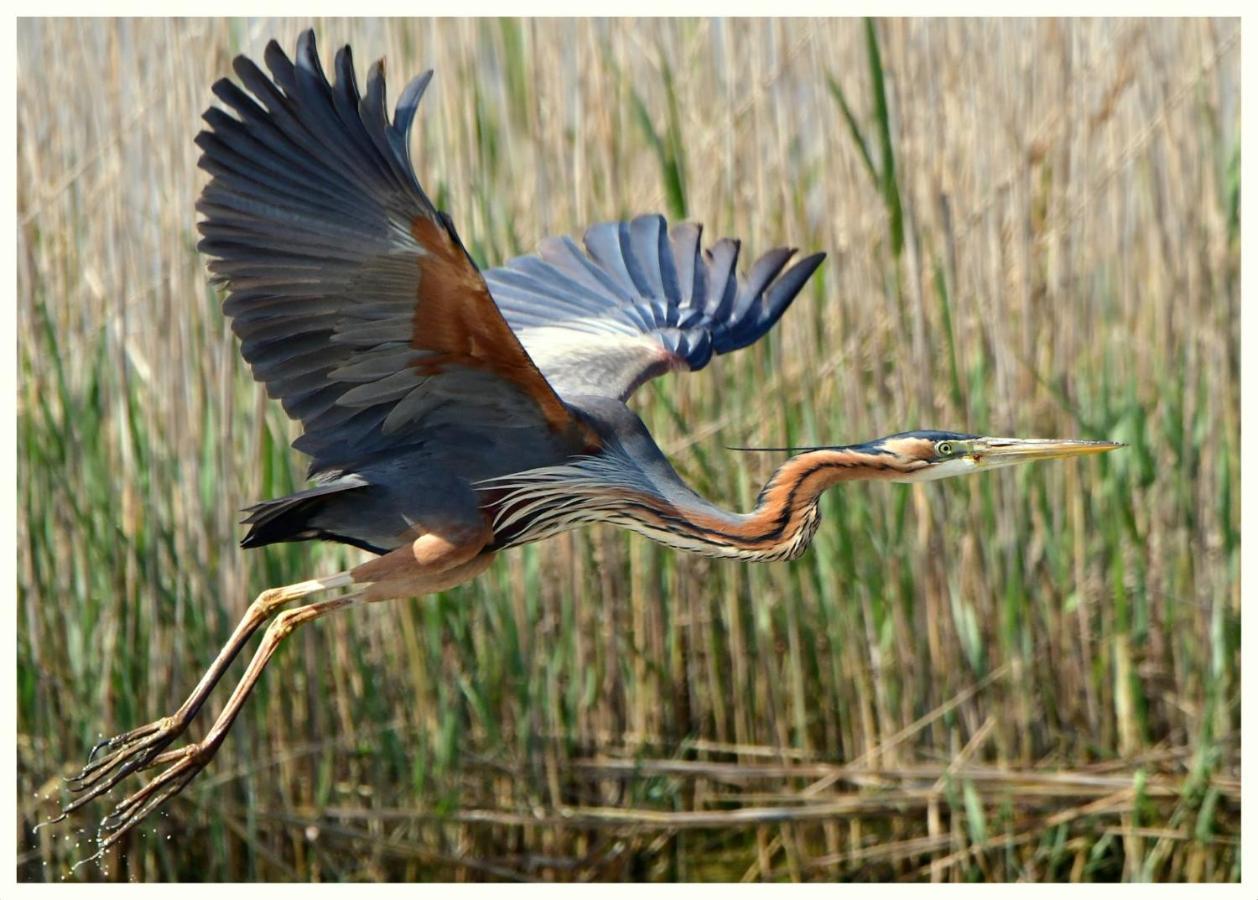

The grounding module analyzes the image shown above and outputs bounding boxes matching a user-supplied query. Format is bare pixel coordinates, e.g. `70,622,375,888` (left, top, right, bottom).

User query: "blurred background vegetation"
17,17,1239,882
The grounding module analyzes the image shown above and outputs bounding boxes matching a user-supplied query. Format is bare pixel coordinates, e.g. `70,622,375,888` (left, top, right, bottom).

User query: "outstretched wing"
483,214,825,401
197,30,594,476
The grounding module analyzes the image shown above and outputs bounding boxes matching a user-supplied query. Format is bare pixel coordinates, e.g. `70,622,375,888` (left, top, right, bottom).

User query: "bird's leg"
57,571,355,820
91,527,493,850
95,587,369,849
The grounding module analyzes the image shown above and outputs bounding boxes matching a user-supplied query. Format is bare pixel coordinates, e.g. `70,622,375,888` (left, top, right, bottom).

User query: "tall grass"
17,17,1239,882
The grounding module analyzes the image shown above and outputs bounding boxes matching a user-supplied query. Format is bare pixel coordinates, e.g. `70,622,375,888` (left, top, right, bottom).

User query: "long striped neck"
484,447,906,562
636,448,903,561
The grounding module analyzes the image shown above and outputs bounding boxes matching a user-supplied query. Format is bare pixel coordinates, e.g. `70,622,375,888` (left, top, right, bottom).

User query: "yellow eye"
936,441,954,457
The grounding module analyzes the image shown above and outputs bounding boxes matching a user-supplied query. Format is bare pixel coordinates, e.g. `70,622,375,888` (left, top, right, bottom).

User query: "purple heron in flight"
57,30,1121,850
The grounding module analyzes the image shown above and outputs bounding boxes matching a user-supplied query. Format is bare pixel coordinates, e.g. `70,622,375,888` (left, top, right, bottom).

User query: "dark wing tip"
393,69,434,139
778,250,826,288
710,246,825,355
262,36,294,78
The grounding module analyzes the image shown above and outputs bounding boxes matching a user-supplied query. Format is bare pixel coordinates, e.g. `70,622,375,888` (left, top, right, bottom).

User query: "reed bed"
16,17,1239,882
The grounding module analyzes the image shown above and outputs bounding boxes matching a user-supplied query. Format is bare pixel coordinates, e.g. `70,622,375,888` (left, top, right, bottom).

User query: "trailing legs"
60,522,492,850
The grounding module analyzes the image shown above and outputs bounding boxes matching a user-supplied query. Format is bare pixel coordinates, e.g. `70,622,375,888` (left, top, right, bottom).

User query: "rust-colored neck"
613,448,908,562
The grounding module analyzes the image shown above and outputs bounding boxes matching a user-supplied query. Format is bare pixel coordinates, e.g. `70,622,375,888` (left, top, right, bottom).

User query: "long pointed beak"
976,437,1125,467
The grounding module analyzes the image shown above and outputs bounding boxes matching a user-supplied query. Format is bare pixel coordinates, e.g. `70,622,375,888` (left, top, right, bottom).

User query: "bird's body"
243,393,839,562
58,30,1122,854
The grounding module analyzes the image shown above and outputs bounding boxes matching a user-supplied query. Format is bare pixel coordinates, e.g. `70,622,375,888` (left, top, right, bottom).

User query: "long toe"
96,745,214,852
58,717,185,815
83,718,166,766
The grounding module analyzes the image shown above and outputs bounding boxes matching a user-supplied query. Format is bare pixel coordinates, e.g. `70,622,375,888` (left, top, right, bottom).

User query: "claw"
86,734,115,764
32,812,67,833
70,846,106,875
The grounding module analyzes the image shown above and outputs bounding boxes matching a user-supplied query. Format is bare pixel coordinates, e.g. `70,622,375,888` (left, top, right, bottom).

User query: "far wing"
197,30,594,476
483,215,825,401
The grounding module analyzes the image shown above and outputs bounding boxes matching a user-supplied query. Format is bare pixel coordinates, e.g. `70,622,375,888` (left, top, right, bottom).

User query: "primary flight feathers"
196,29,824,474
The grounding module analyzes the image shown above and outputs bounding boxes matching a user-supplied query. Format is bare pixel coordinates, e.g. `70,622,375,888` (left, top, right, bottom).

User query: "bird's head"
847,430,1124,483
736,429,1124,540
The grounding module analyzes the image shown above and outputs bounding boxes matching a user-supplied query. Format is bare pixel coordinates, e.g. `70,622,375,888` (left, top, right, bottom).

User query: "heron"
58,30,1122,851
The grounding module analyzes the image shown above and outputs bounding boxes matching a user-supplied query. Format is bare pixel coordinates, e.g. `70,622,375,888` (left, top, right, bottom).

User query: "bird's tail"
239,474,376,552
